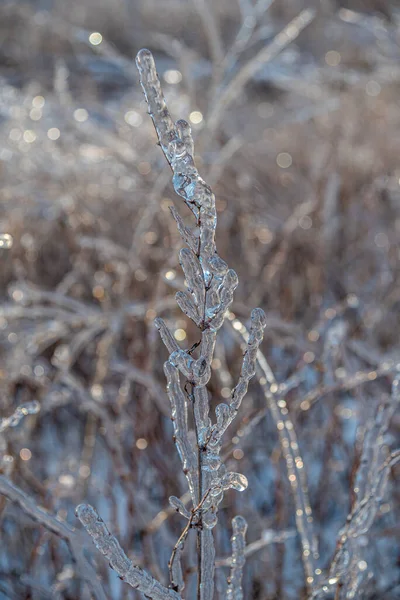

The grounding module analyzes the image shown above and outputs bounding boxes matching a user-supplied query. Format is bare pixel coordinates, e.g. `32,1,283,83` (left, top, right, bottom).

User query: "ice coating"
226,516,248,600
76,504,181,599
136,48,266,600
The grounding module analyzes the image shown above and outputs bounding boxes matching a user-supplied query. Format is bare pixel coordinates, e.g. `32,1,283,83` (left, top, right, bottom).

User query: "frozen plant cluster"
1,2,400,599
75,48,400,600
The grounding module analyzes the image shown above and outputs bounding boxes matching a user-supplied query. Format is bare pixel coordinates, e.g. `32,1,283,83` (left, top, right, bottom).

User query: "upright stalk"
136,49,266,599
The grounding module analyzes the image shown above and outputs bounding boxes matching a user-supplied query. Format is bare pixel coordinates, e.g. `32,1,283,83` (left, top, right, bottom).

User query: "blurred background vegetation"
0,1,399,599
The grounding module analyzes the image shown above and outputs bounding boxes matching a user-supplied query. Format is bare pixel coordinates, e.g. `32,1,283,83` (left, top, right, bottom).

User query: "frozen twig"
226,312,319,591
311,372,400,599
207,8,317,130
225,516,247,600
0,477,106,600
168,489,212,593
76,504,181,599
136,48,266,600
216,527,296,567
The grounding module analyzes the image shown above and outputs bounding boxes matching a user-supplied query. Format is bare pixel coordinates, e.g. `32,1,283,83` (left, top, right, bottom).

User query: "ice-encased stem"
226,516,247,600
226,313,319,590
76,504,181,599
136,48,265,600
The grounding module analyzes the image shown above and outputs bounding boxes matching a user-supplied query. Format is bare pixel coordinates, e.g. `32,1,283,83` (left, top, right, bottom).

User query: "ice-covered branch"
225,516,247,600
136,49,266,600
226,312,319,591
311,372,400,599
76,504,181,599
164,361,199,504
216,528,296,568
210,309,266,445
0,477,106,600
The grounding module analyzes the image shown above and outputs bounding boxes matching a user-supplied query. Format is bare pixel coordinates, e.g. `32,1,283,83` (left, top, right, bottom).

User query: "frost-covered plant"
312,373,400,599
76,49,266,599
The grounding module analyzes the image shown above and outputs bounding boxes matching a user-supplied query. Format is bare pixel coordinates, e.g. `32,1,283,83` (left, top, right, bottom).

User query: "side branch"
0,476,106,600
76,504,181,600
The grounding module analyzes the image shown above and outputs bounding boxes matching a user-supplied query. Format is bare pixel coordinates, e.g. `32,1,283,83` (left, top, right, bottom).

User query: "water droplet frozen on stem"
221,472,248,492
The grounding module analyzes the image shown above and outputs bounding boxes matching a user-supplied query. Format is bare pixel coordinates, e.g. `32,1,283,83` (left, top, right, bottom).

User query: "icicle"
219,472,248,493
208,255,228,278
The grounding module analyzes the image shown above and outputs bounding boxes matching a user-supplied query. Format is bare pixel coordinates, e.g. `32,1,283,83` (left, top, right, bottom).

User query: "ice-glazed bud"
251,307,267,329
203,511,218,529
232,515,248,536
169,496,191,519
208,255,228,277
176,291,201,326
135,48,155,71
226,515,247,600
220,472,248,492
